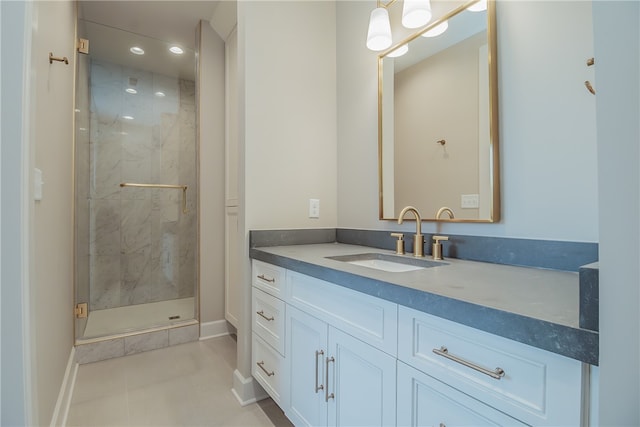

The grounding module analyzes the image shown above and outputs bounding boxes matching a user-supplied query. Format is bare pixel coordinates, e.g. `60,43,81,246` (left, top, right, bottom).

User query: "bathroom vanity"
249,242,597,427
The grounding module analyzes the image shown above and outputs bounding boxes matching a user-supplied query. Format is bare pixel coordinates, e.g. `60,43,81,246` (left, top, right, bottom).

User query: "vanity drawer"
252,287,286,356
287,271,398,356
398,306,583,426
252,333,286,406
252,260,286,298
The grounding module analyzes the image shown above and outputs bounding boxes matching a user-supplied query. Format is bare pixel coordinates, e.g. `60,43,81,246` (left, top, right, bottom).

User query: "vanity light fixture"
422,20,448,37
122,115,134,120
367,0,484,51
366,7,393,51
154,91,166,97
129,46,145,55
169,45,184,55
125,88,138,94
402,0,432,29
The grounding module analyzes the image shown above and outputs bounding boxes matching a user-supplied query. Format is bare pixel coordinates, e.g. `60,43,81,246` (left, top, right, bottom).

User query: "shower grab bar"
120,183,188,214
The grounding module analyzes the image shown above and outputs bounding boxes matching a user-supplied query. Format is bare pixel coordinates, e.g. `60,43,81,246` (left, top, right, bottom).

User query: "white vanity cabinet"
286,305,397,427
251,259,588,427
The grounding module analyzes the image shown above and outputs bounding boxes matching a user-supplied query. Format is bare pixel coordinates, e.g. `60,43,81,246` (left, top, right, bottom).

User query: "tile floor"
67,335,293,426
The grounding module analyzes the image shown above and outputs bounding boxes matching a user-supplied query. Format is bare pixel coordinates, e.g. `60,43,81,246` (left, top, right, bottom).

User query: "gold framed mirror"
378,0,500,222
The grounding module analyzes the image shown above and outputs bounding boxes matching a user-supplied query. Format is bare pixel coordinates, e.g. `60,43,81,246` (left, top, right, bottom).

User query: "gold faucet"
398,206,424,257
436,206,455,220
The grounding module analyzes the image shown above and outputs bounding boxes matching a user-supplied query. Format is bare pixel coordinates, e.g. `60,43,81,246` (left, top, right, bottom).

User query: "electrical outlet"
309,199,320,218
461,194,479,209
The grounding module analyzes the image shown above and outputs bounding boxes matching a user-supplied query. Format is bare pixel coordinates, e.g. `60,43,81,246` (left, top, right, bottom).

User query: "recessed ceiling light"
130,46,145,55
125,88,138,94
169,46,184,55
155,91,166,97
122,115,134,120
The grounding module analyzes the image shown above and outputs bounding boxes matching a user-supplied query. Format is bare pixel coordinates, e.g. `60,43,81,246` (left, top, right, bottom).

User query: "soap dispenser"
432,235,449,260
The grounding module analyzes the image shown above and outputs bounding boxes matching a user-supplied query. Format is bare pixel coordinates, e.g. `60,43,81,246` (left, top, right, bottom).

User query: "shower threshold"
80,297,195,340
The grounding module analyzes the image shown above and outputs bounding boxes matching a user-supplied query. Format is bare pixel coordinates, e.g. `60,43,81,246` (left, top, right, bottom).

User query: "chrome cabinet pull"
315,350,325,393
257,274,275,283
256,361,275,377
325,356,335,402
433,346,505,380
256,310,274,321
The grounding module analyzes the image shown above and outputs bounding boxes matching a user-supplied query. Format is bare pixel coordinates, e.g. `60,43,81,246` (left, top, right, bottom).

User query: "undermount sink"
326,253,446,273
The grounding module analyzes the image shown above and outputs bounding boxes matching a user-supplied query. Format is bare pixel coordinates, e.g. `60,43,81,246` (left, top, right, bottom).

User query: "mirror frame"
378,0,500,223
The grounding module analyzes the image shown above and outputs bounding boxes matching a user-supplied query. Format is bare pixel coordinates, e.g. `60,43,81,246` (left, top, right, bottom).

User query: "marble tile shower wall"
78,59,197,311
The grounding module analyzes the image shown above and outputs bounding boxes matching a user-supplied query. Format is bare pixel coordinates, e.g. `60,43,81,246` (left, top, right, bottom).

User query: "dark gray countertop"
250,243,599,365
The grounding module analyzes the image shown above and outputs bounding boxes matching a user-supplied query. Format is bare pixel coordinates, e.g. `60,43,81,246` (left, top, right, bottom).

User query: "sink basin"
326,253,446,273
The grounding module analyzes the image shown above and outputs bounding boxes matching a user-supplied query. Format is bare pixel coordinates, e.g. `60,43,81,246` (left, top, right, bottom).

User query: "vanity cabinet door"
397,361,527,427
286,305,396,427
328,327,396,427
287,305,329,427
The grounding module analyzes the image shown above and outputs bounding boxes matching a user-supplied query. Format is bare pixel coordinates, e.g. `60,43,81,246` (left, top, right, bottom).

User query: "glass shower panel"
74,20,197,341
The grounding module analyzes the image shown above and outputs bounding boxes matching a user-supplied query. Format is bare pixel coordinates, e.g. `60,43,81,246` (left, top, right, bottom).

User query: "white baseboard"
50,346,78,427
231,369,268,407
199,319,236,340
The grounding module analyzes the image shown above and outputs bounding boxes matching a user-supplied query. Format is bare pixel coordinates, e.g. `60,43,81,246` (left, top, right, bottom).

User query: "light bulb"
402,0,432,29
366,7,392,51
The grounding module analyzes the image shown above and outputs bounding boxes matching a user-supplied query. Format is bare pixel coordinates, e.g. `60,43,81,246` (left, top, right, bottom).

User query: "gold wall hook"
587,57,595,66
436,139,446,146
585,80,596,95
49,52,69,65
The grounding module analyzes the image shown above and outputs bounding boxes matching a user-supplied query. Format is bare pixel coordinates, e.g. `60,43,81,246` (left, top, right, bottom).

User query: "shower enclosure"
74,17,198,342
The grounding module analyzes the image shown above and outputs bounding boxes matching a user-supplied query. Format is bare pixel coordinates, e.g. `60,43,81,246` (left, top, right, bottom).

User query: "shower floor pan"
82,297,195,339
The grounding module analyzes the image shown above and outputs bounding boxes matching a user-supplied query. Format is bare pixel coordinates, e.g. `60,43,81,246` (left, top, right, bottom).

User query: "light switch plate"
34,168,43,201
309,199,320,218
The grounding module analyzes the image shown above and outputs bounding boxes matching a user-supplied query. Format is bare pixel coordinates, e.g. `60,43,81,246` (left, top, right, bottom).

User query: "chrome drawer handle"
256,310,275,321
315,350,324,393
256,361,275,377
257,274,275,283
433,346,505,380
325,356,335,402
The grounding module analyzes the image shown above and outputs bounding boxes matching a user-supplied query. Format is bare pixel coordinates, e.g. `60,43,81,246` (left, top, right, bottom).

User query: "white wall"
337,1,598,243
236,0,337,395
198,21,227,325
593,1,640,424
29,1,76,424
244,1,337,231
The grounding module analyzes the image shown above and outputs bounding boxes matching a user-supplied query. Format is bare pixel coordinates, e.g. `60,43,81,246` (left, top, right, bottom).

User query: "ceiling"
78,1,226,81
79,1,221,51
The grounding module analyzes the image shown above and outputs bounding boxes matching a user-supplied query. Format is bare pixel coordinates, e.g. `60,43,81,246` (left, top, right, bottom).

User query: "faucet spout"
398,206,424,257
436,206,455,220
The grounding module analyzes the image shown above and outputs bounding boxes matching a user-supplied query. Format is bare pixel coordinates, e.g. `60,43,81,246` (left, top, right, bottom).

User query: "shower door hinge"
75,303,88,318
77,38,89,55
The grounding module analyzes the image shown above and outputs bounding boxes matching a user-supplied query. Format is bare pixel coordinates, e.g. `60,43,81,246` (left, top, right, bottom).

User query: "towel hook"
49,52,69,65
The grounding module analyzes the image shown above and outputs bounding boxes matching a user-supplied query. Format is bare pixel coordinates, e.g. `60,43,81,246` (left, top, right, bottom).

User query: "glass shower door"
74,19,198,341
